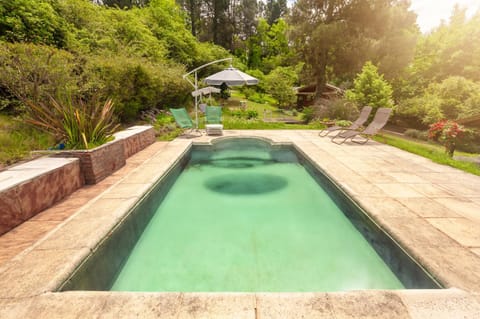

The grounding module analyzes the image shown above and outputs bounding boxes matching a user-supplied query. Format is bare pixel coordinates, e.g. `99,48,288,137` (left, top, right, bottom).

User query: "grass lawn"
0,115,54,168
374,132,480,176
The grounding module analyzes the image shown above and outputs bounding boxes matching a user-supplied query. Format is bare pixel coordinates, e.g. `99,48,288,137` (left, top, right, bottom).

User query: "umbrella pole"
194,71,198,129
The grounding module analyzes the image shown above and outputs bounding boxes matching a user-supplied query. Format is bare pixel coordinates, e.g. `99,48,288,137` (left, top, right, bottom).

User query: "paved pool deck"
1,130,480,318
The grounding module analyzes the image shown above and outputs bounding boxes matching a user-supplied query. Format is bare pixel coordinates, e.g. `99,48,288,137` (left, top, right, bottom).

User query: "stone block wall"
117,126,156,158
56,125,156,185
0,159,83,235
59,141,126,185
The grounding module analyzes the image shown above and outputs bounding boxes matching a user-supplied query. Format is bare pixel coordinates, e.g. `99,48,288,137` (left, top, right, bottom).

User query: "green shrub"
404,129,429,141
346,61,394,112
0,42,79,109
302,106,315,123
264,66,297,108
335,120,352,127
0,0,69,48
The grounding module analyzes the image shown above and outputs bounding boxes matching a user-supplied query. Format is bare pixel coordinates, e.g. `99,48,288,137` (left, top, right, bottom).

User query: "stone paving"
1,130,480,318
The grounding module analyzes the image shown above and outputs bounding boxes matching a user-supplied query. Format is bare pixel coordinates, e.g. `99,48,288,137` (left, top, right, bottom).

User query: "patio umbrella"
204,66,259,86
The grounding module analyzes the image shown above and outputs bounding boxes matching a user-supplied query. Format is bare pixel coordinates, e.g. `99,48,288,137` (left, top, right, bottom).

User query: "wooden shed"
296,83,344,109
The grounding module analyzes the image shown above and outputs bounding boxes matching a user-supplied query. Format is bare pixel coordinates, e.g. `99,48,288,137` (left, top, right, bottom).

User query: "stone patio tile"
355,196,417,219
414,172,461,184
29,200,83,221
328,290,409,319
0,220,59,265
436,182,480,197
124,163,173,184
101,182,152,199
427,218,480,247
381,217,458,248
395,197,460,218
256,293,333,318
417,246,480,291
0,292,182,319
432,197,480,222
398,289,480,319
0,248,90,298
72,197,138,221
177,293,255,319
385,172,426,184
406,183,455,197
373,183,424,198
36,215,119,250
356,171,398,183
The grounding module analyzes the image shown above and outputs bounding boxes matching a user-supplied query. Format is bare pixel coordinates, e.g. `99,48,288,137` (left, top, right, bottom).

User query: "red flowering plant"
428,119,465,157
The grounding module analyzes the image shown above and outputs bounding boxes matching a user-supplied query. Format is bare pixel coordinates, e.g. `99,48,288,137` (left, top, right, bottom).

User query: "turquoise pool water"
110,139,404,292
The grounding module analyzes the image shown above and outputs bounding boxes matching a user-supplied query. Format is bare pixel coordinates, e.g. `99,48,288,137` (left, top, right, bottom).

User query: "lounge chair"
170,107,198,135
319,105,372,137
331,107,392,145
205,106,223,135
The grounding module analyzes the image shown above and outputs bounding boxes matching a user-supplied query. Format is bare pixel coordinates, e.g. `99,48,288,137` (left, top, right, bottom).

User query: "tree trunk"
314,49,328,101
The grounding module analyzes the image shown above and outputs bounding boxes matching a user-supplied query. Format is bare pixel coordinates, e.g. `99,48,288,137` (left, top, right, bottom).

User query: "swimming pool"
60,137,441,292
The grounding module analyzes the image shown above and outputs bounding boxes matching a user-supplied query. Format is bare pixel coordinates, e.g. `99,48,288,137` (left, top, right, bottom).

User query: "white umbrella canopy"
204,66,259,86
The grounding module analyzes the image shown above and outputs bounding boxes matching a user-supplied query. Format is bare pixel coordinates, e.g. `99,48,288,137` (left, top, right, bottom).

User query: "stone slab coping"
0,157,79,192
113,125,153,139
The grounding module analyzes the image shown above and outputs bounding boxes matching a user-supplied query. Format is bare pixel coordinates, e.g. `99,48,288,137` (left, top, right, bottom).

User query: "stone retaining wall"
55,125,155,184
0,125,156,234
0,158,83,235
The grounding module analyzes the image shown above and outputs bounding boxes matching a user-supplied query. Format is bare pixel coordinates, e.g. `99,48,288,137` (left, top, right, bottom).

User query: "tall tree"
289,0,417,100
264,0,287,25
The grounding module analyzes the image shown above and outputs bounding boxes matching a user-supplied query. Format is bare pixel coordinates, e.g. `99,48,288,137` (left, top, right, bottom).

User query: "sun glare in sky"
410,0,480,33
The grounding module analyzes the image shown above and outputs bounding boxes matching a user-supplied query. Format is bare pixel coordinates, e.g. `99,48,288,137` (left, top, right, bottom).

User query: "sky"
409,0,480,33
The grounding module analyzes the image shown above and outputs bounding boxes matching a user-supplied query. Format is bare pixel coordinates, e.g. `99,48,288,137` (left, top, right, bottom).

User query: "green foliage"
85,54,190,122
25,96,119,149
404,129,429,141
264,66,298,108
397,76,480,125
0,42,78,107
335,120,352,128
244,18,292,73
302,106,315,123
345,61,394,111
290,0,417,98
0,0,68,47
0,115,54,166
230,109,259,120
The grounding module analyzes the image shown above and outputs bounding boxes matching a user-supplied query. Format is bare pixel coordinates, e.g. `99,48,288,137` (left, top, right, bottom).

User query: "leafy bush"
230,109,259,120
264,66,298,108
404,129,429,141
302,106,315,123
346,61,394,112
0,43,79,110
396,77,480,125
335,120,352,127
85,55,191,122
25,96,119,149
0,0,68,47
